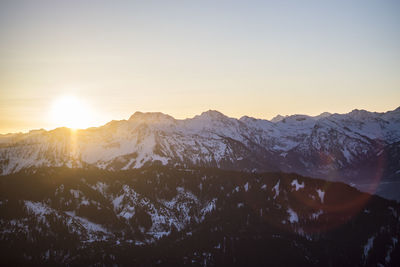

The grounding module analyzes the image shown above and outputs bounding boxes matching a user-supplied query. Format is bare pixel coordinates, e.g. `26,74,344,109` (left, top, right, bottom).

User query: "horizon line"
1,105,399,136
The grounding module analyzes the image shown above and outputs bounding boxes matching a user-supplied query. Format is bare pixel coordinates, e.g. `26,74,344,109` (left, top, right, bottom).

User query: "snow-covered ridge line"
0,107,400,188
2,107,399,137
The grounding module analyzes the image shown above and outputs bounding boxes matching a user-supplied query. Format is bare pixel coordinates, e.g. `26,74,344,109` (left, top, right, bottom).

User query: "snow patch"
385,237,398,263
261,184,267,190
287,208,299,223
90,182,108,196
291,179,304,191
363,236,375,260
310,210,323,220
201,198,217,217
70,189,81,198
273,180,280,199
244,182,249,192
66,211,110,236
316,189,325,203
25,201,52,216
149,231,170,240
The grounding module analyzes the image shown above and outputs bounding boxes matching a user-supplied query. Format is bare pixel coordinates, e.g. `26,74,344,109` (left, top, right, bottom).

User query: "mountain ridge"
1,107,400,200
2,106,400,135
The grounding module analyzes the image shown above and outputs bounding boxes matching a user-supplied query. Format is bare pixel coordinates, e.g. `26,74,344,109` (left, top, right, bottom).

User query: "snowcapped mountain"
1,107,400,199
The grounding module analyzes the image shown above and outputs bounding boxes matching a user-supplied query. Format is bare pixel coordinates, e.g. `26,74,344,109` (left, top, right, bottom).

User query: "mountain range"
1,107,399,200
1,107,400,266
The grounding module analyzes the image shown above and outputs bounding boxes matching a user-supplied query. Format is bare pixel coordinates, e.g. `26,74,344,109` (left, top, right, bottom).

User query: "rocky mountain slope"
1,107,399,200
1,167,399,266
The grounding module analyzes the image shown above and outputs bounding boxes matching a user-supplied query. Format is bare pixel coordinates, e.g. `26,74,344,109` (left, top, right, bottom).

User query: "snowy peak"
185,110,242,135
271,114,285,122
194,110,229,121
269,112,330,123
347,109,378,120
128,111,176,124
383,106,400,121
277,114,314,123
238,115,254,123
315,112,332,119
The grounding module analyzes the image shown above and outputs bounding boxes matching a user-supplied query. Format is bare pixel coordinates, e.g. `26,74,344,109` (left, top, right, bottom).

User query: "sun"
50,95,93,129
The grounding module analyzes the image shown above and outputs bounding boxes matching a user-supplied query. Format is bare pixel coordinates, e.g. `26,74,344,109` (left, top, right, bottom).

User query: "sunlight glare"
50,95,93,129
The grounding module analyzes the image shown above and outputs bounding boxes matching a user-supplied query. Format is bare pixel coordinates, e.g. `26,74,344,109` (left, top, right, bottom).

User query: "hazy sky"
1,0,399,133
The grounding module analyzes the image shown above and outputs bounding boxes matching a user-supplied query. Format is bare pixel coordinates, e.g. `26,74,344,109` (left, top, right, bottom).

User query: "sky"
0,0,399,133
